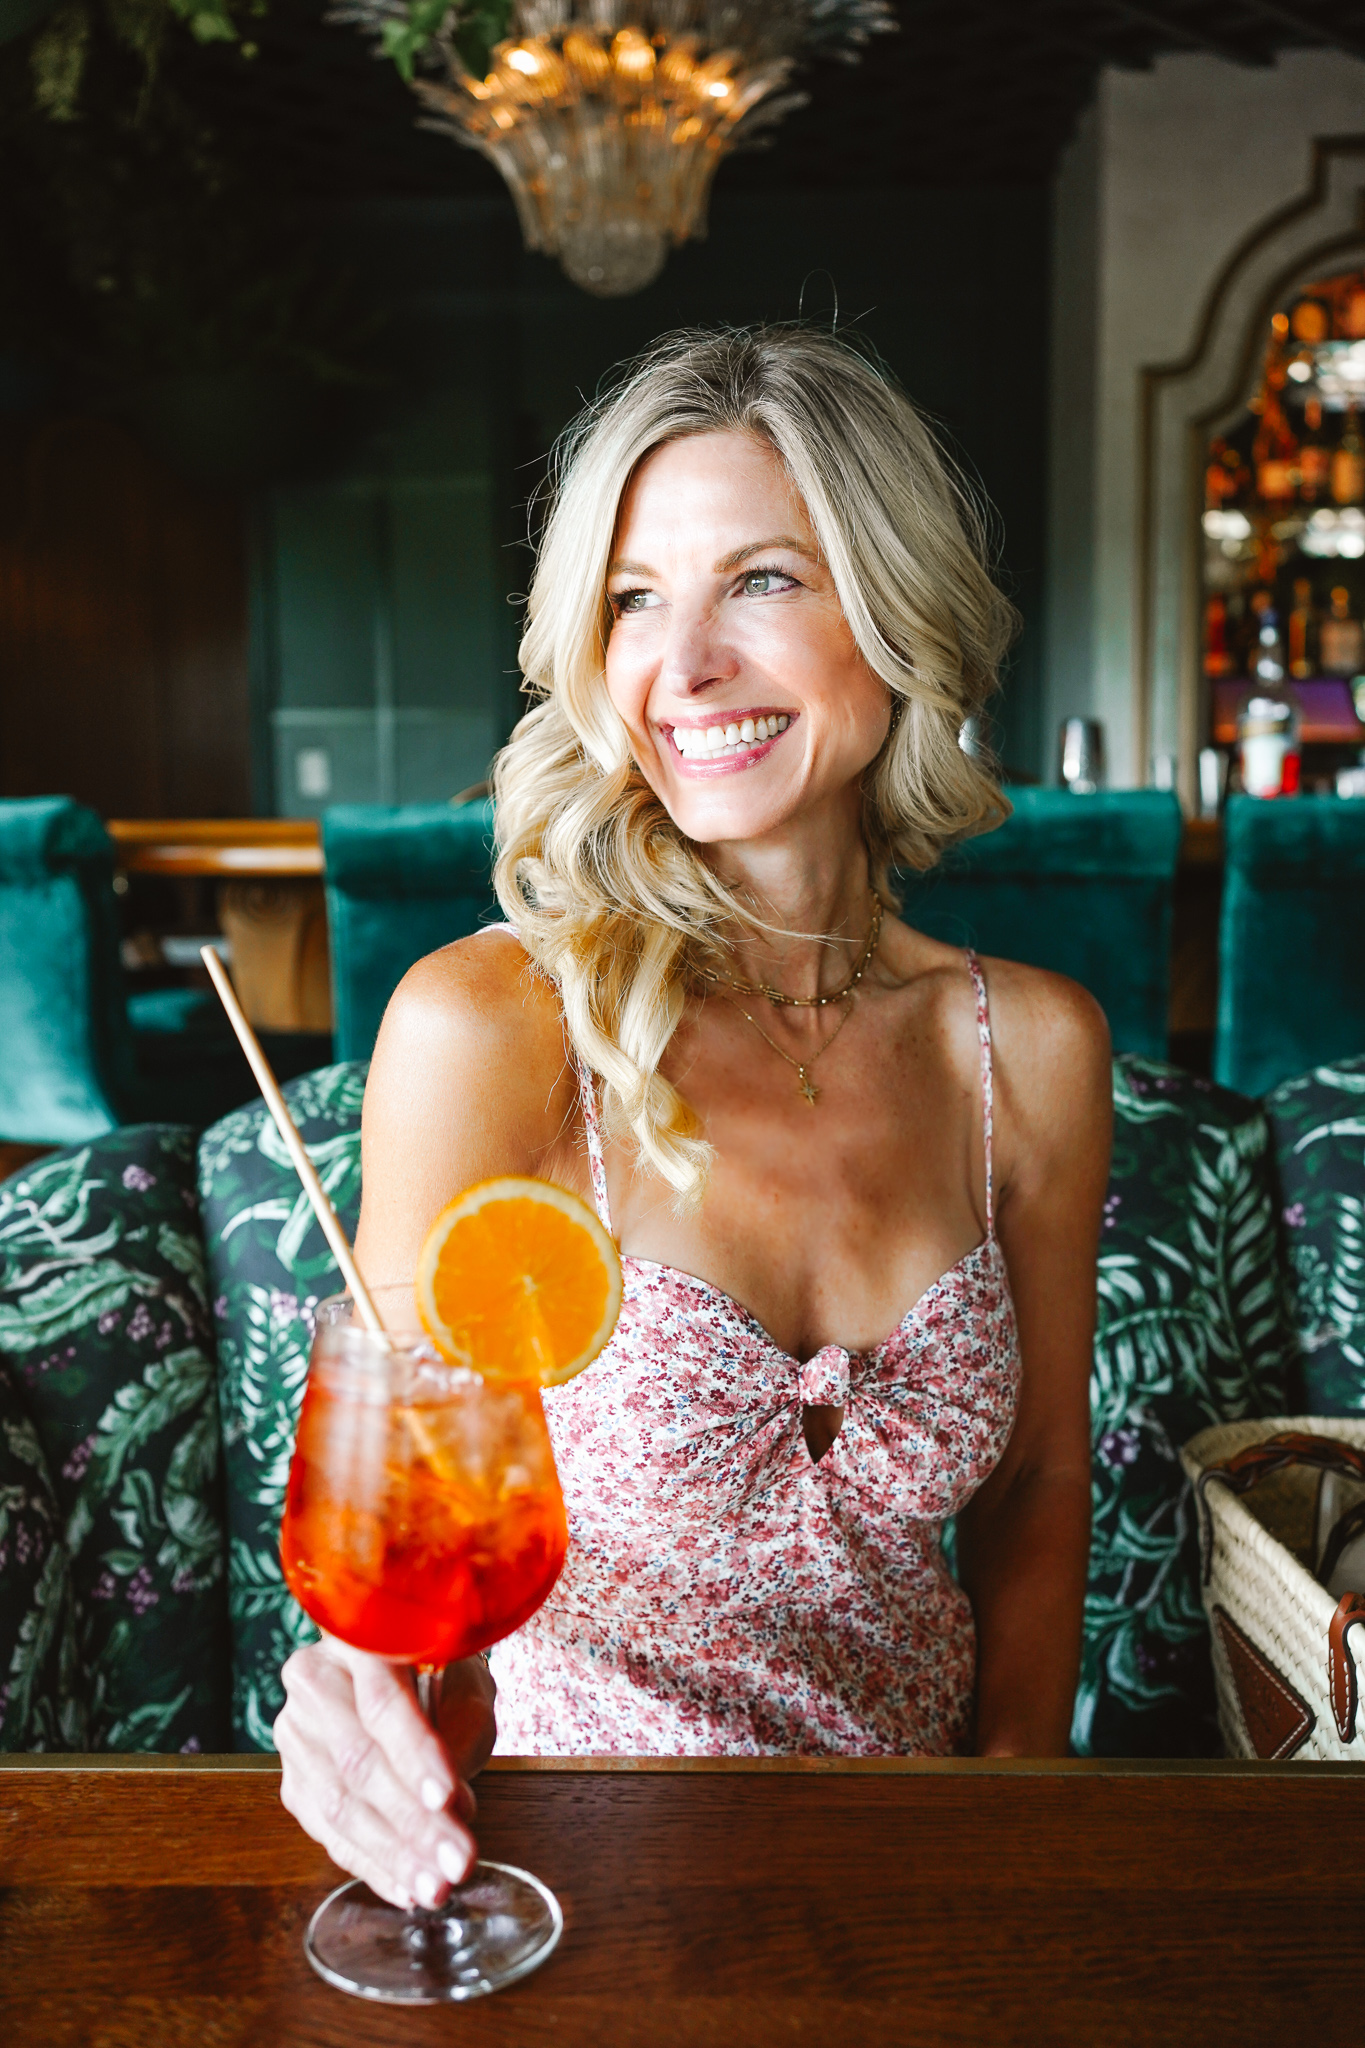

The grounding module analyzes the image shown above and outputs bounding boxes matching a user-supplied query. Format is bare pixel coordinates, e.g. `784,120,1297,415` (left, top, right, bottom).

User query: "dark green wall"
255,185,1050,813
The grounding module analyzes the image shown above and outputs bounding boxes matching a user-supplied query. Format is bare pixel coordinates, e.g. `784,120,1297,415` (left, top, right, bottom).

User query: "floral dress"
491,951,1021,1755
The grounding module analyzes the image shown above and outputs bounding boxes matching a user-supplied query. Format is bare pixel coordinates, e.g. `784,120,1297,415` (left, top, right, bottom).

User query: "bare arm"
353,931,583,1285
955,964,1111,1757
276,931,577,1904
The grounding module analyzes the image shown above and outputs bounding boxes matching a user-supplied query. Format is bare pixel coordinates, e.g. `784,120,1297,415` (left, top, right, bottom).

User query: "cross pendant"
798,1074,820,1106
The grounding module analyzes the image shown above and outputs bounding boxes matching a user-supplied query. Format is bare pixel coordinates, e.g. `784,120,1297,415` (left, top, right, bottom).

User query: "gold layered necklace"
720,990,856,1106
707,892,881,1106
701,892,883,1009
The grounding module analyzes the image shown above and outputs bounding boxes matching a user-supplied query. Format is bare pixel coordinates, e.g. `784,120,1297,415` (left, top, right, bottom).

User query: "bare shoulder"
975,954,1111,1090
975,955,1113,1188
361,930,576,1197
373,928,564,1079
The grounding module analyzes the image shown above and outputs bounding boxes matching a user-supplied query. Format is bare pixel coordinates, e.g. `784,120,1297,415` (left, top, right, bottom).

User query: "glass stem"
416,1663,442,1728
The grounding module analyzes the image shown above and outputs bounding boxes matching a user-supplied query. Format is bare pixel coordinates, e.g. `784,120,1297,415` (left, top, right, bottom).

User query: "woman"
275,325,1111,1912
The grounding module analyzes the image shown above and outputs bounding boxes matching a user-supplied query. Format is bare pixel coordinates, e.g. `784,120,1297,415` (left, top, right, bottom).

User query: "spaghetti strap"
576,1061,614,1234
964,950,995,1238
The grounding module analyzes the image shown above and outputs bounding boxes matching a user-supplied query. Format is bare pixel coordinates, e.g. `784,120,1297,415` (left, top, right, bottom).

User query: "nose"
656,599,740,702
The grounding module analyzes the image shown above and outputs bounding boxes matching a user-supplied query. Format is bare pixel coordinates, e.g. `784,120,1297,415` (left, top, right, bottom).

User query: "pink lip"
659,711,796,778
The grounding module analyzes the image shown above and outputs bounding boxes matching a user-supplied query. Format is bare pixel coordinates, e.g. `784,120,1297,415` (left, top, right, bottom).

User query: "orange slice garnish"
415,1176,622,1386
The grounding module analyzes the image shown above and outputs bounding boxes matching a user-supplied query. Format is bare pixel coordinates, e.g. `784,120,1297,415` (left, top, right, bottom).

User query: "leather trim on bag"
1199,1434,1365,1583
1328,1592,1365,1744
1212,1606,1315,1760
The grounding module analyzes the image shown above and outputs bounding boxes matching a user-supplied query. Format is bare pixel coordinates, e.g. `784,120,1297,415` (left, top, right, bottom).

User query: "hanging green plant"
373,0,511,84
27,0,263,122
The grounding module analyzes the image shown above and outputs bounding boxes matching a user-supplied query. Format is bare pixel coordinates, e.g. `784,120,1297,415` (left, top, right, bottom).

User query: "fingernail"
414,1871,441,1909
394,1889,413,1911
437,1838,469,1885
420,1776,449,1812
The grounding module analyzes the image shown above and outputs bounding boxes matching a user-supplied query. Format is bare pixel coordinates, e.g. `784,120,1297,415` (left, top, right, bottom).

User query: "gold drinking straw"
199,945,384,1336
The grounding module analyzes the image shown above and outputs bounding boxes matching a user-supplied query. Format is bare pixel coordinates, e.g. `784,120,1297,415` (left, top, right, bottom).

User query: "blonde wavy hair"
492,324,1016,1203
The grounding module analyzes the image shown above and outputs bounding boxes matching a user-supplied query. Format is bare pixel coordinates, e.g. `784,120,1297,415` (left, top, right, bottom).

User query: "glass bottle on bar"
1332,403,1365,506
1286,578,1317,680
1299,399,1331,503
1320,586,1365,677
1237,608,1302,797
1253,389,1298,504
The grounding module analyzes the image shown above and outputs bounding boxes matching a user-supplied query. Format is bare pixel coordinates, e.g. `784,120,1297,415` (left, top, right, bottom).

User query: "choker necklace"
701,892,883,1010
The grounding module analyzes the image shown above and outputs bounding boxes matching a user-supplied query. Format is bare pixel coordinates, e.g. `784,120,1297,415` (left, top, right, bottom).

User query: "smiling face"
603,430,893,849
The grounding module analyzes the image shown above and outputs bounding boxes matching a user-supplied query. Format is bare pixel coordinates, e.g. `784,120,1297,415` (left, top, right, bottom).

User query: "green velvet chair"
0,796,256,1144
897,789,1185,1057
1214,795,1365,1097
0,797,130,1142
323,799,499,1062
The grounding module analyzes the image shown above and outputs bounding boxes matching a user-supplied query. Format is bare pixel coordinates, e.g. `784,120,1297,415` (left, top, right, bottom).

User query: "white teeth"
672,715,791,760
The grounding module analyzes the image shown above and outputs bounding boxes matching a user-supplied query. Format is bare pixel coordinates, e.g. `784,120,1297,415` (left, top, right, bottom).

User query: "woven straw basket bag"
1180,1418,1365,1762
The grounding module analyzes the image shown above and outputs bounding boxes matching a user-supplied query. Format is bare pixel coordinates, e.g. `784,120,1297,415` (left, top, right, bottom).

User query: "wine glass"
280,1290,569,2003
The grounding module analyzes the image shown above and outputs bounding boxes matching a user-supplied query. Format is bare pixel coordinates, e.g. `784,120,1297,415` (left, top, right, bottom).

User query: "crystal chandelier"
334,2,897,296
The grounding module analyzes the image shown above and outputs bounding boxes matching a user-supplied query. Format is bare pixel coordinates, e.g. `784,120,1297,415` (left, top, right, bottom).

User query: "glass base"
304,1861,563,2003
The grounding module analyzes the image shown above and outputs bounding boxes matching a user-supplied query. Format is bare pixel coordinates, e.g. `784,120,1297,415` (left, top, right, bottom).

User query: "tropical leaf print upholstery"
0,1366,81,1749
0,1126,232,1752
198,1062,366,1749
1073,1058,1295,1757
0,1054,1314,1757
1263,1054,1365,1416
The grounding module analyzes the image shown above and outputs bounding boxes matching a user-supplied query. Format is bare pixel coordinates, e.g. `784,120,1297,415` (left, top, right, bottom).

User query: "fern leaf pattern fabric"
0,1365,81,1749
0,1126,231,1752
1075,1058,1295,1756
1264,1053,1365,1416
198,1062,365,1748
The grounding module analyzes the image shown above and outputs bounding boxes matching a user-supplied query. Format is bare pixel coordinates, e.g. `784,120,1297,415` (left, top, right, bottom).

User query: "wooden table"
106,818,323,878
2,1755,1363,2046
105,820,331,1033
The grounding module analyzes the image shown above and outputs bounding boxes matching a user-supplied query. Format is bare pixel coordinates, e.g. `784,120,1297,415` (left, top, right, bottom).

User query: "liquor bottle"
1299,399,1331,502
1203,595,1233,677
1238,611,1302,797
1254,393,1298,502
1235,588,1273,678
1319,586,1365,676
1343,276,1365,340
1253,609,1287,690
1286,578,1316,679
1332,403,1365,506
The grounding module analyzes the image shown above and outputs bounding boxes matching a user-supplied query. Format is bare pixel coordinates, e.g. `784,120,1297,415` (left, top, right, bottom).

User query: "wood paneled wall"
0,416,251,818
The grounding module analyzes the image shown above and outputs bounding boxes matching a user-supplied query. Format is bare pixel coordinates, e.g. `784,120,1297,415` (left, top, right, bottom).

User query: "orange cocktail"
280,1316,568,1671
283,1182,618,2008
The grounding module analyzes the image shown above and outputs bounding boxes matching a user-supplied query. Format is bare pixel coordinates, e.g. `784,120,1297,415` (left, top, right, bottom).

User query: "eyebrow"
713,535,814,572
606,535,816,580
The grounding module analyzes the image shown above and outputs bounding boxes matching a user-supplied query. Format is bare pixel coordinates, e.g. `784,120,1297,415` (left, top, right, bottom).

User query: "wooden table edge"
4,1752,1364,1778
106,818,325,880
